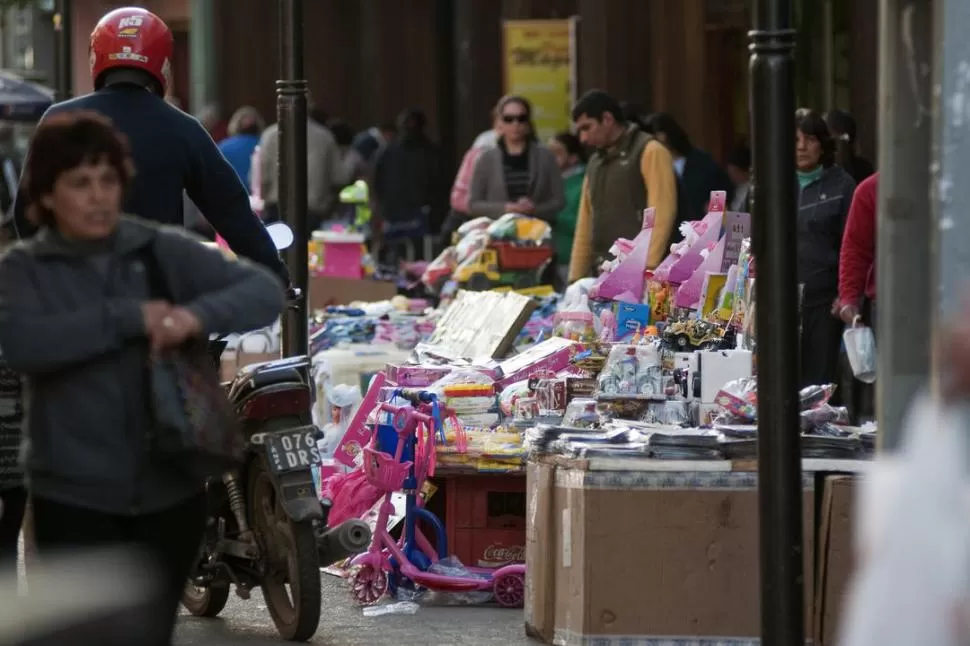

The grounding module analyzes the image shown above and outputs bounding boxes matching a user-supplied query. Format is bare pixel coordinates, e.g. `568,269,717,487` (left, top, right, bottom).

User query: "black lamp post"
748,0,805,644
276,0,309,358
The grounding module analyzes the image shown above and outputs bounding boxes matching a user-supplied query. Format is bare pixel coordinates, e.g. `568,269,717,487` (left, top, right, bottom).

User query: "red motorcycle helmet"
89,7,173,94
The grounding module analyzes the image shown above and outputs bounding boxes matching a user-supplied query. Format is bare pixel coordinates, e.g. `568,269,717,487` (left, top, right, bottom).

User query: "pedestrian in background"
259,97,353,230
726,142,752,212
824,108,875,184
218,106,265,192
645,112,733,220
794,107,857,392
467,95,564,222
546,131,587,287
568,90,678,280
372,107,448,259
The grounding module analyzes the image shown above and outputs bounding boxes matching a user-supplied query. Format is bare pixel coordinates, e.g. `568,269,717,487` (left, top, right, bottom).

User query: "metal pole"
931,0,970,390
875,0,933,449
822,0,835,109
748,1,805,644
189,0,216,115
277,0,309,359
53,0,72,101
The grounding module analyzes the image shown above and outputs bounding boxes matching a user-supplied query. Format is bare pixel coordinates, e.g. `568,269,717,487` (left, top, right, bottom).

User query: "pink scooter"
348,392,526,607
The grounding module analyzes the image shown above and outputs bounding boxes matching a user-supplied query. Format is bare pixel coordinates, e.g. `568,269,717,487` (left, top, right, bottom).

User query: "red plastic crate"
444,474,526,568
492,242,552,271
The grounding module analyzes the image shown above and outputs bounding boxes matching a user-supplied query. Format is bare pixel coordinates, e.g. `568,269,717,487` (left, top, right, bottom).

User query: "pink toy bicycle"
348,390,526,607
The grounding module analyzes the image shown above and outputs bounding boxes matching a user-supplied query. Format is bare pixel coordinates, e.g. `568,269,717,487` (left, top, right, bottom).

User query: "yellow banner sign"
502,19,577,142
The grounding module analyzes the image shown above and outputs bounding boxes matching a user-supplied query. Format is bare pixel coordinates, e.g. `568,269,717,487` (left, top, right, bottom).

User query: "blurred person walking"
259,97,353,230
645,112,733,220
824,108,875,184
0,111,284,645
546,131,587,286
218,106,265,192
372,108,448,259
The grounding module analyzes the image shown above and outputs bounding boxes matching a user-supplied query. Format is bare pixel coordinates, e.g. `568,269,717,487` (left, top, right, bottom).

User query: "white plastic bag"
839,394,970,646
843,323,877,383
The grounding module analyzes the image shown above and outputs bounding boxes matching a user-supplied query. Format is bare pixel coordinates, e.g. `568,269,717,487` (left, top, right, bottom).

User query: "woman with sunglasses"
467,95,564,222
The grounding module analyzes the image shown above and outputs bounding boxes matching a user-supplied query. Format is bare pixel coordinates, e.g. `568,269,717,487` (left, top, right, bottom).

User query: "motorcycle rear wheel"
181,582,230,617
249,455,321,642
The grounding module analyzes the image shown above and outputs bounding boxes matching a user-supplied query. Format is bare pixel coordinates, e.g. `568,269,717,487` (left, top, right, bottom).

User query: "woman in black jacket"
795,108,857,391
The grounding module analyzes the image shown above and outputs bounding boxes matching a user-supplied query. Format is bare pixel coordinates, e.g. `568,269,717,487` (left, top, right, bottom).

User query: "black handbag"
140,245,244,480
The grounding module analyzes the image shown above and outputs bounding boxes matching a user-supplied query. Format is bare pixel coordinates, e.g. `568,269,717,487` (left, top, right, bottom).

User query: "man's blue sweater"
10,84,288,283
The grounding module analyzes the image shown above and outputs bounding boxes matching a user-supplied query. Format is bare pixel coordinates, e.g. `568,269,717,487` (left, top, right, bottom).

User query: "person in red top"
835,172,879,326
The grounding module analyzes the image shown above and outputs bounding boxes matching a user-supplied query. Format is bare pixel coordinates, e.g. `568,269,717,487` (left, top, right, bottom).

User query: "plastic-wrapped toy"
422,246,458,291
486,213,551,244
455,216,493,242
562,398,600,428
714,377,759,421
455,230,490,265
598,344,663,396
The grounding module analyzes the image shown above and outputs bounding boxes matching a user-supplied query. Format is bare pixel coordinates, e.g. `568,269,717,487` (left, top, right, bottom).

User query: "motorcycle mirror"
265,222,295,251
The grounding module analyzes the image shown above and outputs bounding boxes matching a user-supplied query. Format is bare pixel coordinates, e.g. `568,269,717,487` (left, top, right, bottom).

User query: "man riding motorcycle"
7,7,290,286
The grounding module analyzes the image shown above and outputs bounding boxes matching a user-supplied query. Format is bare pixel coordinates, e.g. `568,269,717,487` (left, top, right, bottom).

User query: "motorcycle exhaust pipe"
316,519,371,566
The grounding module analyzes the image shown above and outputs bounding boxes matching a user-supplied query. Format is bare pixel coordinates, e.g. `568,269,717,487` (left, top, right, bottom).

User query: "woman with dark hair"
0,111,283,644
645,112,733,221
468,95,564,221
795,107,857,392
824,108,874,184
546,131,588,285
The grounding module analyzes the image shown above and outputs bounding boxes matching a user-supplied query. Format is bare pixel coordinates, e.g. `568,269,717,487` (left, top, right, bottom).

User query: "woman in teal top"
547,132,587,288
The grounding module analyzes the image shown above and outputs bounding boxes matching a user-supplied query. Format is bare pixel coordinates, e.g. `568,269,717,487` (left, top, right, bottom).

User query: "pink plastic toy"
348,392,526,607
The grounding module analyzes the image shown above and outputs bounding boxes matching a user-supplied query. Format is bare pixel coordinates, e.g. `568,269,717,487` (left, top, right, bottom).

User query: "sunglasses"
502,114,529,124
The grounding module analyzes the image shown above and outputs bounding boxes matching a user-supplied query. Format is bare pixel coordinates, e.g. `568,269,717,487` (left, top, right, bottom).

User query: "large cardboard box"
526,457,815,645
813,475,858,646
308,276,397,311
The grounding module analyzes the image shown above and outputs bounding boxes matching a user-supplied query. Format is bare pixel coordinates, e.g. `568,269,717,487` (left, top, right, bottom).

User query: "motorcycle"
181,223,371,642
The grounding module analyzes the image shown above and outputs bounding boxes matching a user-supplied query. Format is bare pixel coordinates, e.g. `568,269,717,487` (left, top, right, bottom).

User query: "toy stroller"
348,389,526,607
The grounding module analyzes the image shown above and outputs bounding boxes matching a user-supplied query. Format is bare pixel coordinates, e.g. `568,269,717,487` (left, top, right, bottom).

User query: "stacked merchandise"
309,297,438,354
422,214,556,300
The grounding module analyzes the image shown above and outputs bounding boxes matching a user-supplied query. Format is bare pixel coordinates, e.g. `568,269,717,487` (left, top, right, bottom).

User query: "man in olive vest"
567,90,678,283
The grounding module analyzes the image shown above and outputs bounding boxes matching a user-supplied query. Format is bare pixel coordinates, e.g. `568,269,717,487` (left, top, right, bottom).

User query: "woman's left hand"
151,307,203,354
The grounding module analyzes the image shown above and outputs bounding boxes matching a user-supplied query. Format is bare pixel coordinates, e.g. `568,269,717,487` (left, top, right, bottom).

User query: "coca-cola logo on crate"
479,543,525,567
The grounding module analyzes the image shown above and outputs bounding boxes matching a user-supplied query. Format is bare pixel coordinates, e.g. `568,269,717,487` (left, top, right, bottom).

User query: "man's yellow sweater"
567,139,677,282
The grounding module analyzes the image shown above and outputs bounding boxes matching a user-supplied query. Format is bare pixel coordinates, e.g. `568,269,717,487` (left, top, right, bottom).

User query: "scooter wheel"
351,564,388,605
492,572,525,608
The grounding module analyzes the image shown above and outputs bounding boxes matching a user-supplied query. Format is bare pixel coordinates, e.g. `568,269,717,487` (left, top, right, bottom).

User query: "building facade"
64,0,879,167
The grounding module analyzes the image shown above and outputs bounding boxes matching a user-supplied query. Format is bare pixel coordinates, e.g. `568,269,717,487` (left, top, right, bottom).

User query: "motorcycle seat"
227,355,310,402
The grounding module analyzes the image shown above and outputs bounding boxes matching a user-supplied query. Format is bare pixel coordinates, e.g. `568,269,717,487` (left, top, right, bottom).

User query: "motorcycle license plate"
265,429,320,474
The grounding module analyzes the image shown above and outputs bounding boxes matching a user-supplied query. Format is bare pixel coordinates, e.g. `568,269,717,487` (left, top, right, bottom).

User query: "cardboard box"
308,275,397,311
814,475,858,646
526,457,815,644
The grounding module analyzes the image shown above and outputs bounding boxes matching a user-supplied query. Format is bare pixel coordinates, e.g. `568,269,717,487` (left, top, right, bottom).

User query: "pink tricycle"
348,390,526,607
